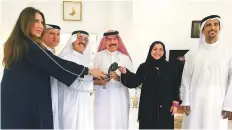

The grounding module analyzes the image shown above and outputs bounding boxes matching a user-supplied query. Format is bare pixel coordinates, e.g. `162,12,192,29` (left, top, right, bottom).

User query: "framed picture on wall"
191,20,201,38
63,1,82,21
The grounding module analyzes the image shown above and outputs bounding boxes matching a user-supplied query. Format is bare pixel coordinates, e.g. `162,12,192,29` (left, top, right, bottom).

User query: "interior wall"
129,0,232,70
0,0,133,78
0,0,3,79
0,0,110,42
0,0,231,74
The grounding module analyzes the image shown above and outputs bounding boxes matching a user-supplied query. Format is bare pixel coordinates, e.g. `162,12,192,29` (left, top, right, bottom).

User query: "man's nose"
81,39,86,43
54,34,60,40
53,35,56,38
211,25,216,30
109,40,114,43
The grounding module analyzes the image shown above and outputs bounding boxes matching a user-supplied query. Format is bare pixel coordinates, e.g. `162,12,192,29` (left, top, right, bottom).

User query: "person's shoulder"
24,38,47,54
119,52,130,59
135,63,147,74
138,63,146,69
220,43,232,58
24,38,36,48
62,53,71,59
24,38,49,53
93,50,105,61
95,50,105,55
223,43,232,51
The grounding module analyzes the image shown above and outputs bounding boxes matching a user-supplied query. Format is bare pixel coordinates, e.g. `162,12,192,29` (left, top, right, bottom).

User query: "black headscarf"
145,41,167,68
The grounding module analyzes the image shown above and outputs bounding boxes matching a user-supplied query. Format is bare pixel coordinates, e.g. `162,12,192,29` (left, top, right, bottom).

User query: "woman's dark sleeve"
24,41,88,87
121,64,145,88
170,64,181,102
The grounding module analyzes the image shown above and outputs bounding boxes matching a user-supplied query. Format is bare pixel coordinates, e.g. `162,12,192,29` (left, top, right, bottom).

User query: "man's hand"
94,79,110,85
110,71,120,81
118,66,127,74
222,110,232,119
183,106,191,115
89,68,107,80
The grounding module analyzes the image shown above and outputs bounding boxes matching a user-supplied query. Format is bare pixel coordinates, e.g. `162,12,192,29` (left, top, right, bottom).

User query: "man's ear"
72,41,75,48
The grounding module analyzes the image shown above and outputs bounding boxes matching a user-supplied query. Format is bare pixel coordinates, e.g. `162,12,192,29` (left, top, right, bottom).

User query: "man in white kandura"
42,24,60,54
42,24,61,129
51,30,94,130
181,15,232,129
93,30,133,129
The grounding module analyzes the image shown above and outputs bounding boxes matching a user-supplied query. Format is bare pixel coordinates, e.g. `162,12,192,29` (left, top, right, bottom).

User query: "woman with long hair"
1,7,106,129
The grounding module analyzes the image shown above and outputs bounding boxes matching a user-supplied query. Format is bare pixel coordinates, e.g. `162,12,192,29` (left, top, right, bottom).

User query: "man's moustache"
109,44,117,47
78,42,86,47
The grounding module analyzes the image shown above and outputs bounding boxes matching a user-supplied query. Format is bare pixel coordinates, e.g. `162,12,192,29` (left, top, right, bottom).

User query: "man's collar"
72,50,83,57
43,43,55,54
106,49,118,55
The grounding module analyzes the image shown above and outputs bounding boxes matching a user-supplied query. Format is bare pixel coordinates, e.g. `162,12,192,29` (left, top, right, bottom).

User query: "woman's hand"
170,106,178,115
170,101,179,115
89,68,107,79
109,71,120,81
118,66,127,74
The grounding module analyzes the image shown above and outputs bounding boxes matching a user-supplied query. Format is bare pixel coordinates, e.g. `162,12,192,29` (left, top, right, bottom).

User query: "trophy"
103,62,119,89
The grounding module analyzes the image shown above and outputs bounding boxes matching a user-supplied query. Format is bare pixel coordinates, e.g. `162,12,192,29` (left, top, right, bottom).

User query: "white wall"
0,0,2,43
0,0,4,79
0,0,232,73
129,0,232,70
0,0,2,45
0,0,110,44
0,0,133,78
107,1,133,58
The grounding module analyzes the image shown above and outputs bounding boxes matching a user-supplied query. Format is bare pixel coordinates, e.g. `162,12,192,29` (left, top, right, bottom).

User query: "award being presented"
103,62,119,89
107,62,119,78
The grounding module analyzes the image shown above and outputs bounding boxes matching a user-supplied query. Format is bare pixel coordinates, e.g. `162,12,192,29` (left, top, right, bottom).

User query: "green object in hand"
108,62,119,73
106,62,119,78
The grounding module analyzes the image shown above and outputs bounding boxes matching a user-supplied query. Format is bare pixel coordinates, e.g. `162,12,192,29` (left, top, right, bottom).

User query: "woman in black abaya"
119,41,180,129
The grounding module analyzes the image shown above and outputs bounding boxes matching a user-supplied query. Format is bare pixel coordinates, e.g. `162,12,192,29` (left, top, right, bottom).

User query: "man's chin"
208,32,217,37
108,48,117,52
52,43,59,47
75,49,85,53
209,35,217,39
79,47,86,52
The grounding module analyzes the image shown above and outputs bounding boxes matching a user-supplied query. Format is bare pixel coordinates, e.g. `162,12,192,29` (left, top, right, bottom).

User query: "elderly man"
51,30,94,130
93,30,133,129
181,15,232,129
42,24,60,54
